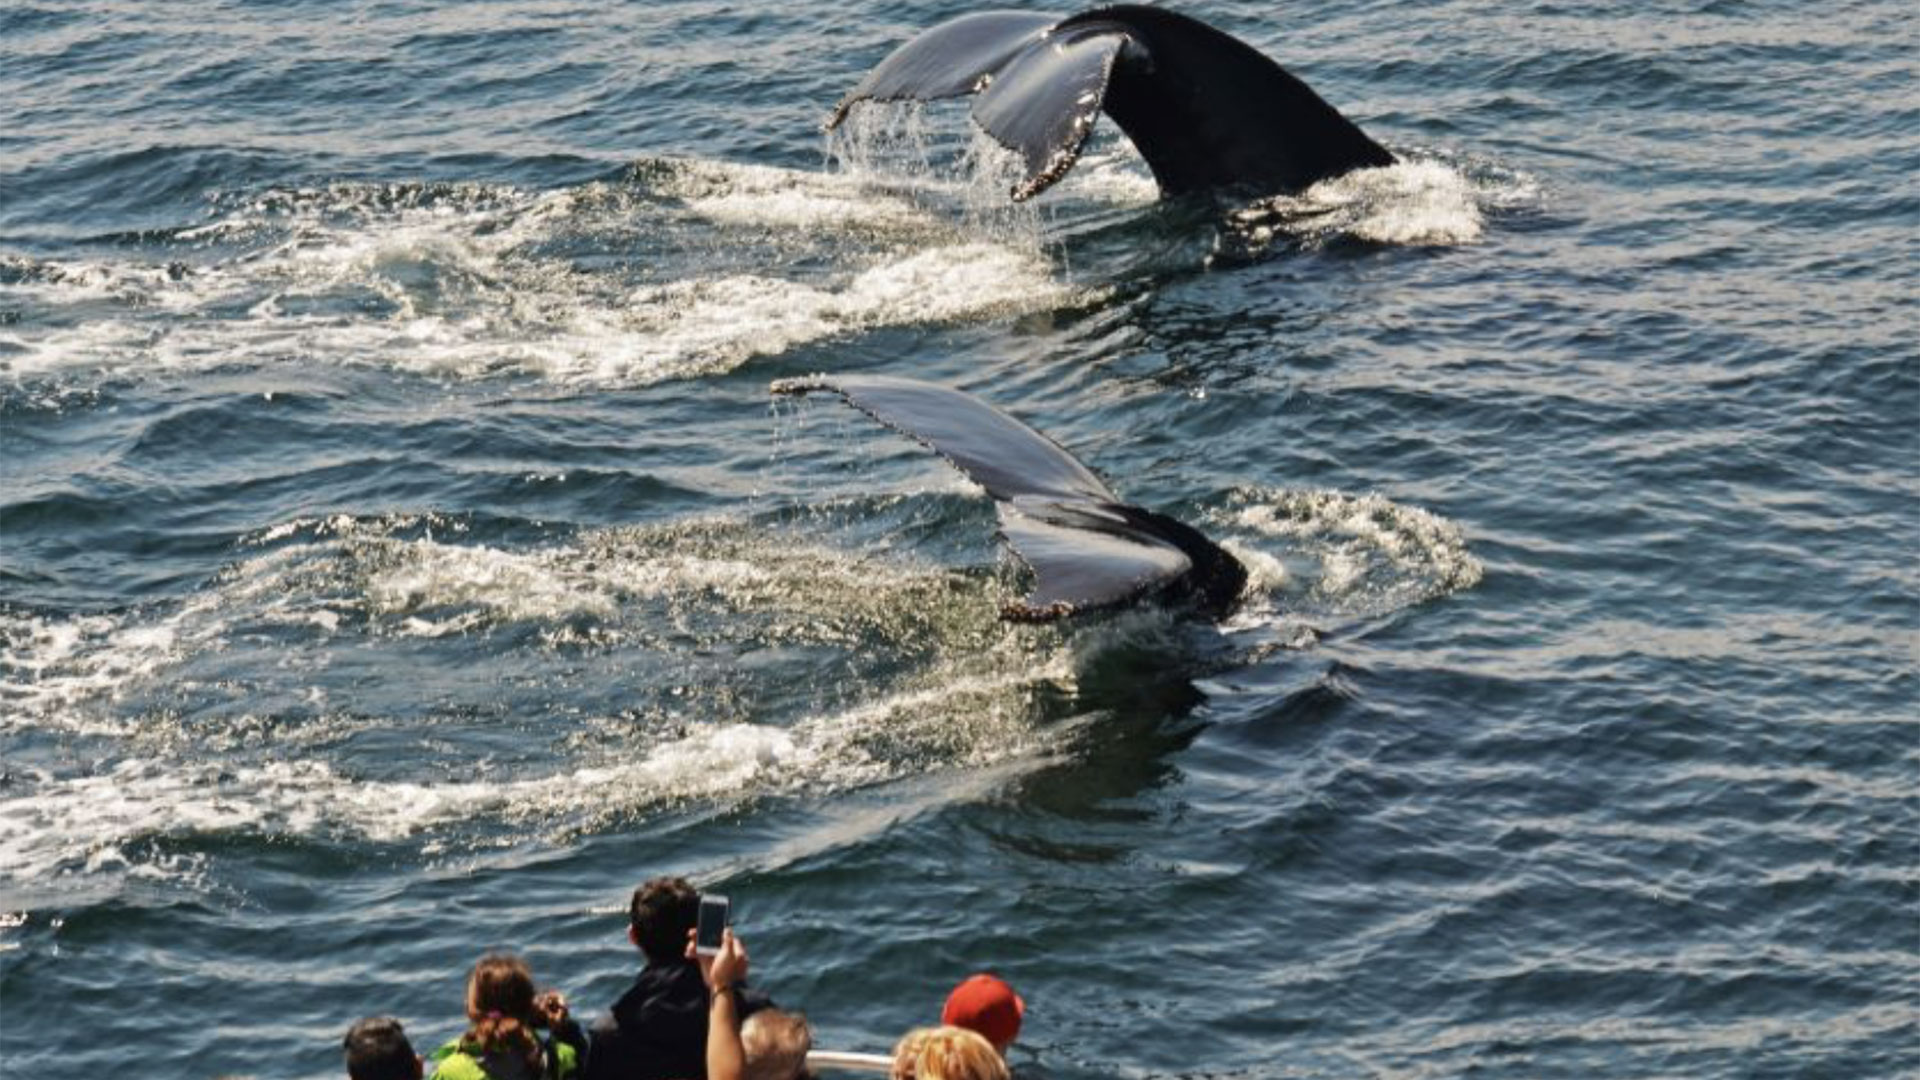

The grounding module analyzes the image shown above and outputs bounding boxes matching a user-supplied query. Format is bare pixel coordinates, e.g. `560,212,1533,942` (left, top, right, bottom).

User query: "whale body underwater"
827,5,1395,201
775,375,1249,622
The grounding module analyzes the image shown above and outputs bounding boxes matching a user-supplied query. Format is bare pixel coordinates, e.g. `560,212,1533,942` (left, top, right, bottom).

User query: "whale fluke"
826,6,1394,202
773,374,1247,621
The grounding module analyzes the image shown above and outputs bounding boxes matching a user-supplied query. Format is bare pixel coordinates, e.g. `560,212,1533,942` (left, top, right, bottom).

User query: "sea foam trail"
0,661,1059,884
0,159,1096,386
0,510,1062,883
0,484,1474,885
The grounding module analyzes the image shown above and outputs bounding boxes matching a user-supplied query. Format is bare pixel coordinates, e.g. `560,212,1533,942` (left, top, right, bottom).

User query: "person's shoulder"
589,1010,624,1038
425,1041,485,1080
737,984,775,1016
581,1012,634,1080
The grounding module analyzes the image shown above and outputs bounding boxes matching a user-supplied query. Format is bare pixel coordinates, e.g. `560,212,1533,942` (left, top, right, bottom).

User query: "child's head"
462,953,542,1067
742,1008,813,1080
343,1016,420,1080
890,1026,1009,1080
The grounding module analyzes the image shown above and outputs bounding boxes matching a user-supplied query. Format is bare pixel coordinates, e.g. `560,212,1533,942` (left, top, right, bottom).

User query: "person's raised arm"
689,927,749,1080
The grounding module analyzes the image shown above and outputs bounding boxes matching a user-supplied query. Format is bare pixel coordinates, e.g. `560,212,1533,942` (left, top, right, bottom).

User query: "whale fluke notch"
826,6,1395,202
772,374,1246,621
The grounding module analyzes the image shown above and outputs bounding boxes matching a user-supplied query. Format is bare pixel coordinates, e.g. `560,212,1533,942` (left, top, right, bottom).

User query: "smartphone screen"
695,894,729,956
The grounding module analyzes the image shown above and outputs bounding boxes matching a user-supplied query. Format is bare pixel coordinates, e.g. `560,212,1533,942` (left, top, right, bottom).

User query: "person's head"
940,974,1024,1054
742,1008,813,1080
628,875,700,964
890,1026,1009,1080
343,1016,420,1080
462,953,543,1069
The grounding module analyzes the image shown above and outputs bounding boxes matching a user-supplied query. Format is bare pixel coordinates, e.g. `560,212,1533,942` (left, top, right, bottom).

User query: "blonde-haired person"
428,953,584,1080
740,1008,811,1080
890,1026,1009,1080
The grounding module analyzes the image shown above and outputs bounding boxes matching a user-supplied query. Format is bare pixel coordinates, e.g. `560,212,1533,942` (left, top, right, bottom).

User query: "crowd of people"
342,876,1025,1080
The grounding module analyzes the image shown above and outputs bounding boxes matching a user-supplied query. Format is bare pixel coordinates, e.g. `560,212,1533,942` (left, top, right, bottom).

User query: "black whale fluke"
825,6,1394,202
772,374,1247,622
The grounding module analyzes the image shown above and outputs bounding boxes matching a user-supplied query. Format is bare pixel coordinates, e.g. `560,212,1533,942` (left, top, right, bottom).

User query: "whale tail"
826,6,1394,202
773,374,1247,621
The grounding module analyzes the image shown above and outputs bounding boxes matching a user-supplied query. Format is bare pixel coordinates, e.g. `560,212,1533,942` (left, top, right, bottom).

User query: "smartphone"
695,894,730,956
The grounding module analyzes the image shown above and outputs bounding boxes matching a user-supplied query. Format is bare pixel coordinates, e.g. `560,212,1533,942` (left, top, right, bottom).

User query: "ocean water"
1,1,1914,1077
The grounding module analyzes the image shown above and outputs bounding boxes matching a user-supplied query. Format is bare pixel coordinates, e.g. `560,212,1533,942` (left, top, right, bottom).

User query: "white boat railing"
805,1049,893,1074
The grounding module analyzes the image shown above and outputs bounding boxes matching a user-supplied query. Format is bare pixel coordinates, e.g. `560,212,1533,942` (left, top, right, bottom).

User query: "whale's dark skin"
773,374,1247,622
826,6,1395,202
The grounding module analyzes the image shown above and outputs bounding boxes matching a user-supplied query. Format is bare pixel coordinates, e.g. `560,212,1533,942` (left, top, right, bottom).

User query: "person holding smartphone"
584,876,774,1080
692,924,752,1080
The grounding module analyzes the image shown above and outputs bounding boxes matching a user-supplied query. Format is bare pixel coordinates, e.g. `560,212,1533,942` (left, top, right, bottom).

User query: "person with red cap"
939,974,1024,1055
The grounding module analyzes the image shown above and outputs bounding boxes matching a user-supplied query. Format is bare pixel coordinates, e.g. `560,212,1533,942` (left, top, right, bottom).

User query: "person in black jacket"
585,876,772,1080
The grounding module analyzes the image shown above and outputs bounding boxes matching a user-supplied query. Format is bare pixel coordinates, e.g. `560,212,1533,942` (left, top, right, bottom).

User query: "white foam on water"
1212,488,1482,617
1,609,196,737
2,161,1091,387
1,512,986,739
1222,541,1292,594
654,159,944,234
1314,159,1486,245
363,538,617,637
1222,155,1539,252
0,653,1060,884
355,519,957,640
0,507,1069,884
538,243,1082,385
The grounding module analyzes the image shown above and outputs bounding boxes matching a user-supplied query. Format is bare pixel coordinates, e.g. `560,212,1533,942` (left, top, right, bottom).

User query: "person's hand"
534,989,569,1029
685,926,749,993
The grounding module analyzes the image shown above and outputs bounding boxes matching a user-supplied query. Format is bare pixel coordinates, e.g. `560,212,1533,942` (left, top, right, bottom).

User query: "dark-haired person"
584,876,772,1080
429,952,586,1080
345,1016,422,1080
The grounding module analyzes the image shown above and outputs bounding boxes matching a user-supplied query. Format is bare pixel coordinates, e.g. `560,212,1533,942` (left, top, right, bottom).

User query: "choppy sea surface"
2,1,1915,1077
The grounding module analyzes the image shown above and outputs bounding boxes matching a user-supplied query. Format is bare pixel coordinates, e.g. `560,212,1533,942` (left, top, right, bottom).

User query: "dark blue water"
2,2,1915,1077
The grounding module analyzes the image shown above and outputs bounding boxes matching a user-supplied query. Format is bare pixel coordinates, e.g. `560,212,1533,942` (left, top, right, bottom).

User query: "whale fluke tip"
775,374,1245,621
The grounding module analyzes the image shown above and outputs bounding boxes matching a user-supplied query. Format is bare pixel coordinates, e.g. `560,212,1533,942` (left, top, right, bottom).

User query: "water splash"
1212,487,1482,620
1218,154,1541,258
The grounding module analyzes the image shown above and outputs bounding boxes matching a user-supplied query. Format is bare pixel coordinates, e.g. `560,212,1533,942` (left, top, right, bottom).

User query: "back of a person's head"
891,1026,1009,1080
629,875,700,963
343,1016,419,1080
940,973,1023,1053
742,1008,813,1080
462,952,542,1070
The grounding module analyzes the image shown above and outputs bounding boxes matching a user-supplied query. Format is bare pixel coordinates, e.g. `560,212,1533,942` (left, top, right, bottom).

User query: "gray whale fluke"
772,374,1247,622
825,6,1395,202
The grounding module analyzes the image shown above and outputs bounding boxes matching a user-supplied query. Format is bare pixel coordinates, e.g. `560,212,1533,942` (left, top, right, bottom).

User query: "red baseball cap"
941,973,1025,1050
